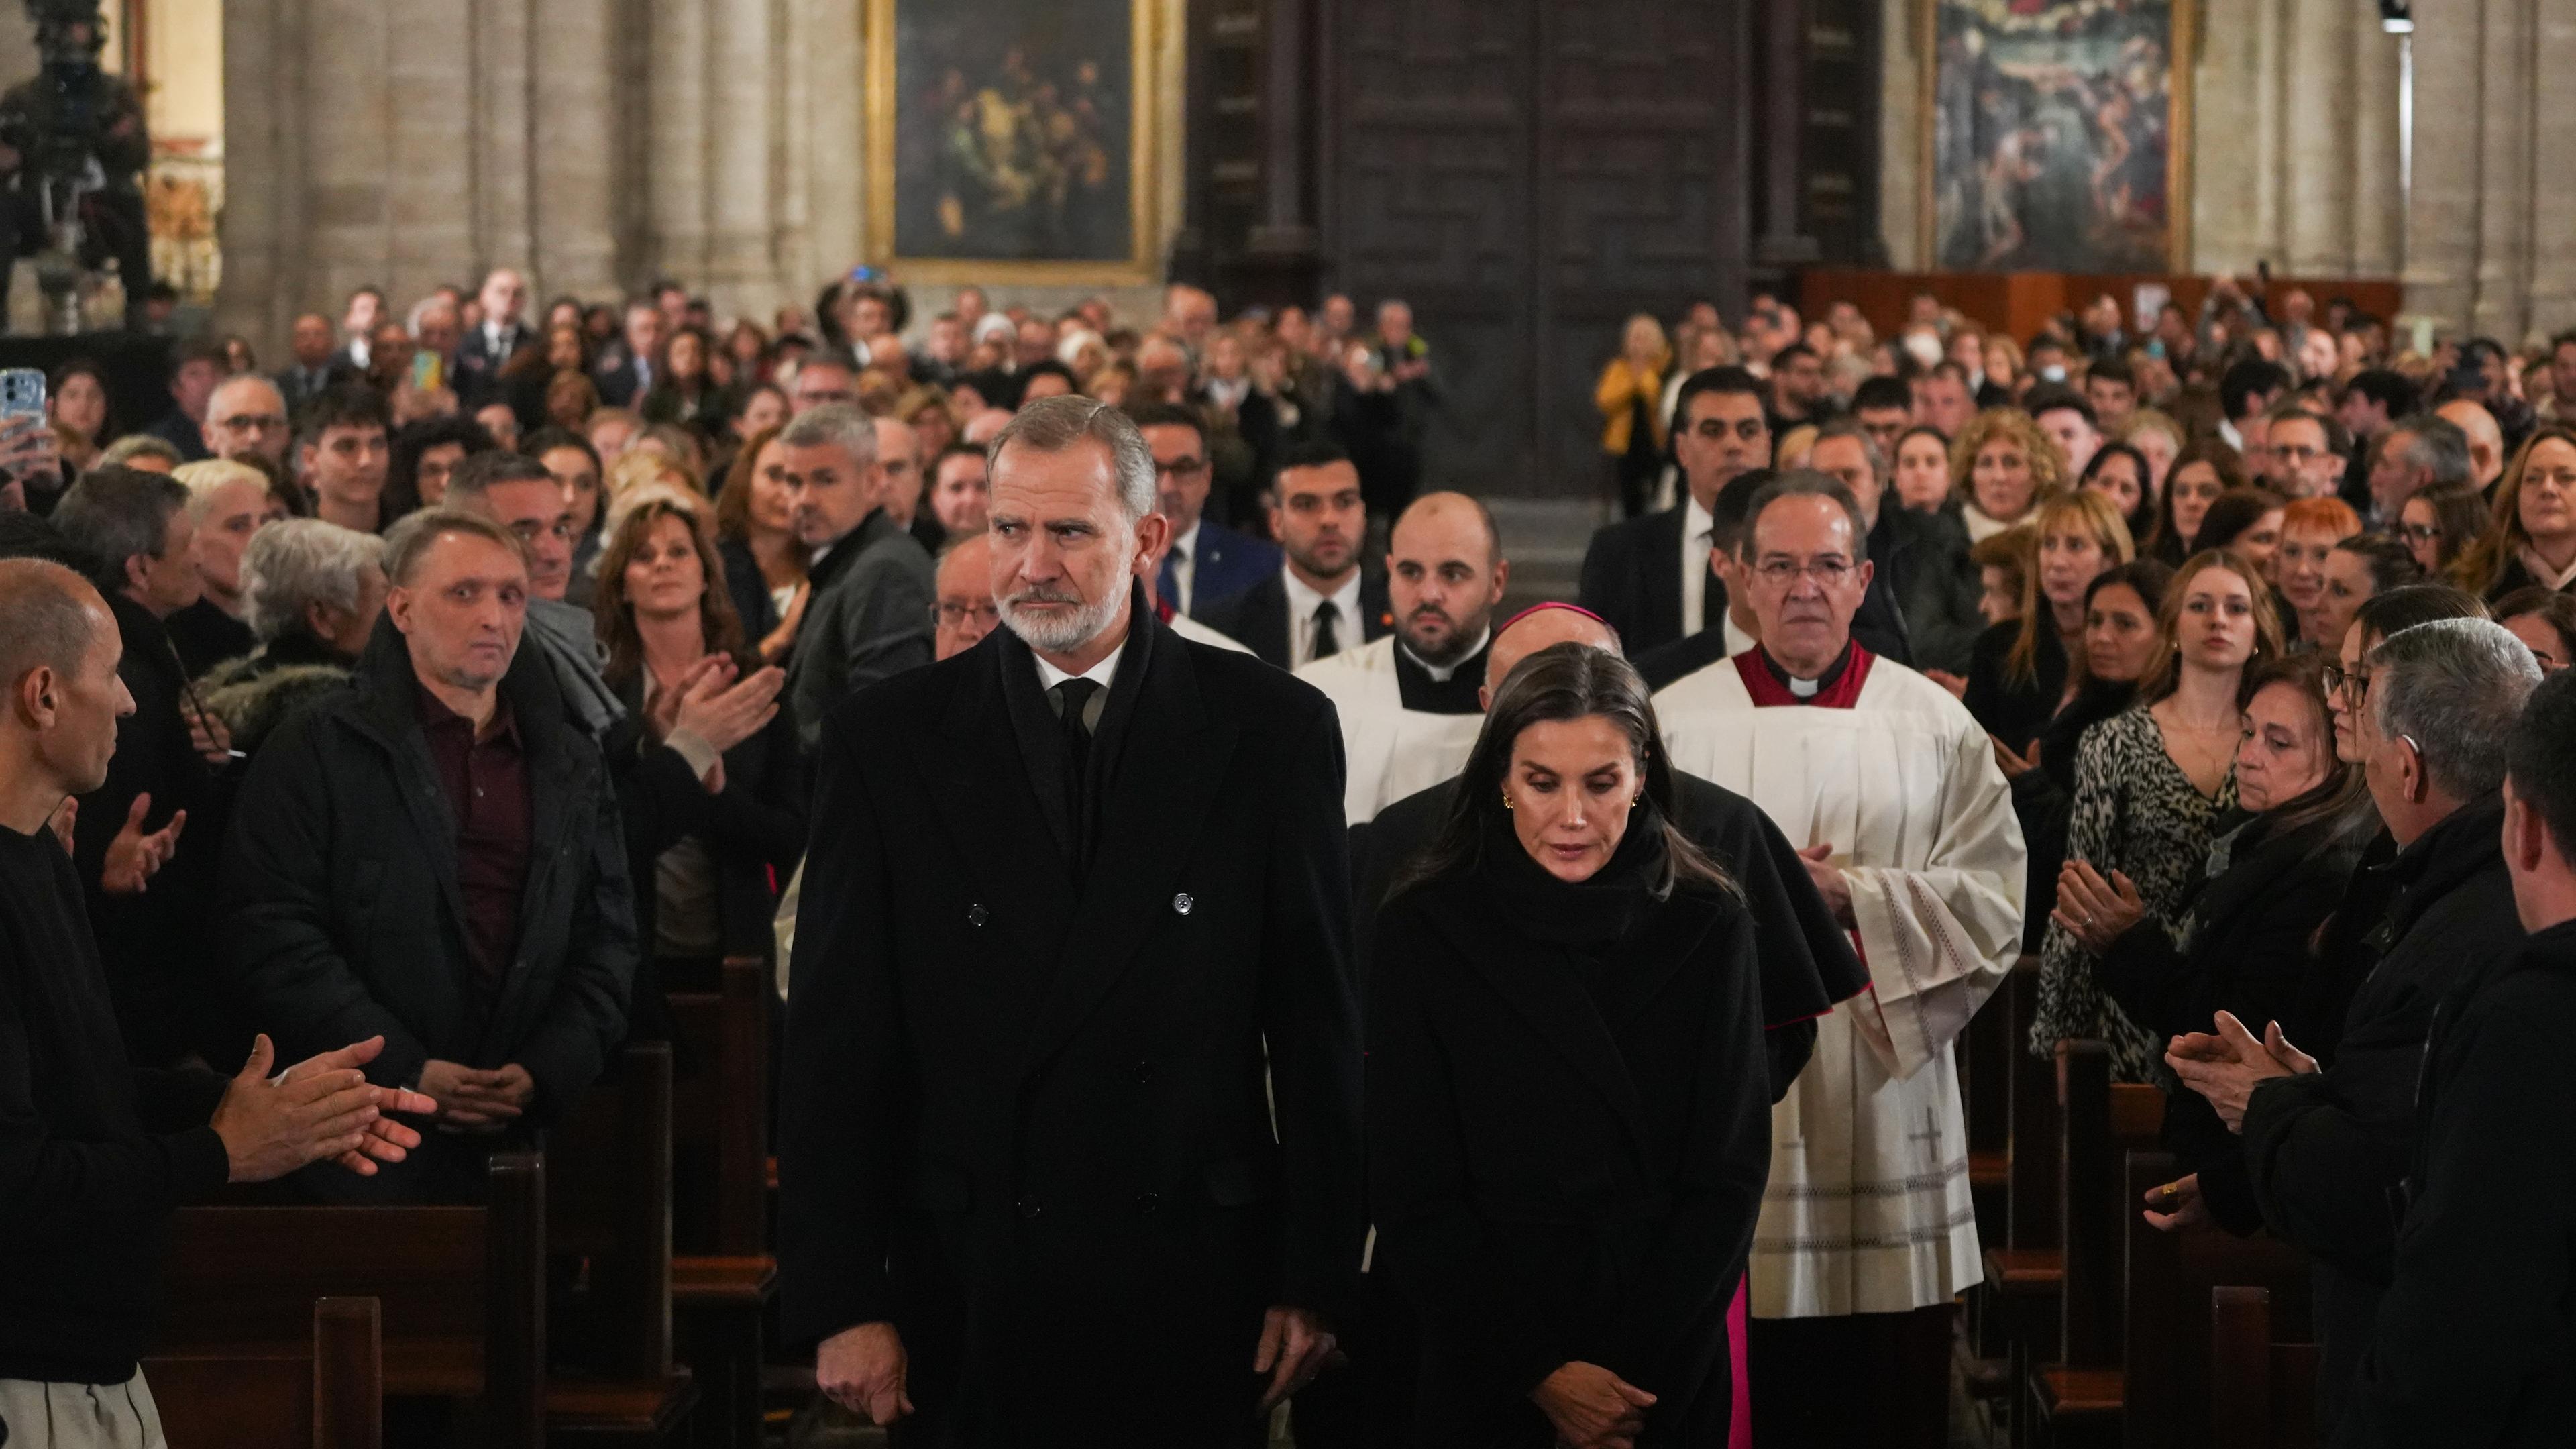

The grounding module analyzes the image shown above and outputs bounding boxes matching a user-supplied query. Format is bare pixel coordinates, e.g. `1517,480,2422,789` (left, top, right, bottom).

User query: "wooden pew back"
666,959,771,1256
159,1153,545,1448
148,1295,383,1449
2210,1286,2322,1449
2124,1152,2314,1448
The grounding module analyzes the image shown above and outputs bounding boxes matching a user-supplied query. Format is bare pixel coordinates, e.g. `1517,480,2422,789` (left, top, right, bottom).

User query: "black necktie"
1052,678,1102,869
1311,601,1342,661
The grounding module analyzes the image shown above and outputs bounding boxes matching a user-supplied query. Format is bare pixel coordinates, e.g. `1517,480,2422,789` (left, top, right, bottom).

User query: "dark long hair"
1389,643,1733,903
592,494,753,690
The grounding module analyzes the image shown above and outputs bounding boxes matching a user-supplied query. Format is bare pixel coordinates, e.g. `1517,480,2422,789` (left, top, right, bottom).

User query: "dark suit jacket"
778,599,1366,1445
591,345,649,409
273,361,356,416
219,619,639,1203
453,324,529,408
1578,505,1690,654
1195,569,1393,670
142,411,209,464
1163,518,1281,616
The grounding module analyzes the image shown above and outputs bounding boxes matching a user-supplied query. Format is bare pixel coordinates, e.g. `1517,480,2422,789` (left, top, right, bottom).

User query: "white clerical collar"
1033,635,1126,697
1401,626,1489,683
1283,566,1364,629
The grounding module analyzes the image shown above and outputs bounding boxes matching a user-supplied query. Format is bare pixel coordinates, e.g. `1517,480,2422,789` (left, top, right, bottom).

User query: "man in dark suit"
591,297,665,409
329,286,386,375
1199,441,1391,669
1130,402,1279,616
1578,366,1770,656
275,312,357,416
451,268,530,410
781,396,1363,1446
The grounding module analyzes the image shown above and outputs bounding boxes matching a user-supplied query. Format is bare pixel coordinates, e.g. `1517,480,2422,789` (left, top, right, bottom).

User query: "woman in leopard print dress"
2031,552,2284,1079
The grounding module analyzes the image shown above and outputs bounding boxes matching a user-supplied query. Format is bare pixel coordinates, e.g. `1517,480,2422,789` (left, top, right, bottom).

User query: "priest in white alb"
1295,492,1502,824
1656,472,2025,1449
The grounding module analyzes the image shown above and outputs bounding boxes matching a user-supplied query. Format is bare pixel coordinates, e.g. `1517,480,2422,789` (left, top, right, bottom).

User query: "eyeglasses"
1154,457,1209,477
1752,557,1855,587
217,413,289,432
933,601,1000,627
2321,662,2373,699
2395,522,2441,543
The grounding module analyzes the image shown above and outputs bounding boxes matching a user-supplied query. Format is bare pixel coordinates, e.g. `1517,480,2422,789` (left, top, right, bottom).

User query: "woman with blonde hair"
1949,407,2068,542
1964,491,2136,751
2030,549,2284,1079
2455,424,2576,602
1597,312,1672,517
2115,407,2186,500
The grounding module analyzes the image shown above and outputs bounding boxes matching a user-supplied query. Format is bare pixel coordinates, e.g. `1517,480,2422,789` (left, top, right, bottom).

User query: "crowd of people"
0,264,2569,1449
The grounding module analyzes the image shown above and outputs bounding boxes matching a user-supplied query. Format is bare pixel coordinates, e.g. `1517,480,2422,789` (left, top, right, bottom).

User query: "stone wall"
211,0,1187,351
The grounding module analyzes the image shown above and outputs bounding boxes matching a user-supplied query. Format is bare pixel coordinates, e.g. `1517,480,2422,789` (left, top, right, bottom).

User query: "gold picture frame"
1915,0,2198,273
863,0,1163,286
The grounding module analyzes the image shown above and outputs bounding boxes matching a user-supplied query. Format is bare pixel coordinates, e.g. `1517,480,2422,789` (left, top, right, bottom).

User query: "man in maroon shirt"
220,509,639,1201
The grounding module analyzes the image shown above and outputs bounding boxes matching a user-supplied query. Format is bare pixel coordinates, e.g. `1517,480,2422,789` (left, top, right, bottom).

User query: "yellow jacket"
1595,356,1668,456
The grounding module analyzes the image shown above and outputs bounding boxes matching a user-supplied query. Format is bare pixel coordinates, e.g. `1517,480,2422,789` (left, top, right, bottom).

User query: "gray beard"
1001,585,1126,655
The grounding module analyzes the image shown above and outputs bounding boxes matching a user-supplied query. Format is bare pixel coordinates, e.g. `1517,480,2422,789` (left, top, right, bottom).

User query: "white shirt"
1167,520,1203,615
483,321,518,358
1282,568,1366,669
2217,417,2245,454
1033,637,1126,731
1681,493,1717,637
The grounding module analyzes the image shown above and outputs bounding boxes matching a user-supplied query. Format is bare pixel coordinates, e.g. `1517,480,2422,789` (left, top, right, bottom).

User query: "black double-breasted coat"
777,597,1366,1447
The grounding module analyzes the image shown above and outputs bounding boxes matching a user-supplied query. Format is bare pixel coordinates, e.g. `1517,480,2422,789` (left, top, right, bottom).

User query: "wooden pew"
1984,977,2066,1444
2015,1044,2163,1448
2123,1155,2313,1448
2211,1287,2322,1449
160,1153,547,1449
666,959,780,1449
545,1042,699,1444
1963,956,2037,1398
148,1295,384,1449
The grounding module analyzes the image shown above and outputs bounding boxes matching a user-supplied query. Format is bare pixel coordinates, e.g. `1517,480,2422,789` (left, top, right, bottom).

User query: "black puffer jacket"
218,616,638,1201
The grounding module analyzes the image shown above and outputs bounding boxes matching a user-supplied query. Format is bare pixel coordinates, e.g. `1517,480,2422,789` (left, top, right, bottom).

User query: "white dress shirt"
482,321,519,360
1167,520,1203,615
1282,567,1366,669
1034,637,1126,731
1680,493,1717,637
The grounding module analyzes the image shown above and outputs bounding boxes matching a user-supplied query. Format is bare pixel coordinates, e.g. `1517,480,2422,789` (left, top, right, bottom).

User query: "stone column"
469,0,537,278
214,0,298,344
532,0,621,298
2468,0,2534,341
704,0,783,320
2402,0,2482,330
2530,0,2576,337
2282,0,2353,274
384,4,476,307
2188,0,2274,273
2347,13,2404,279
649,0,712,288
796,0,866,283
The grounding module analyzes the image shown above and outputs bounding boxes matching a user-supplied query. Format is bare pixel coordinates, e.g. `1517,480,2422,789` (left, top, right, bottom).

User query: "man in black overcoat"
780,396,1365,1448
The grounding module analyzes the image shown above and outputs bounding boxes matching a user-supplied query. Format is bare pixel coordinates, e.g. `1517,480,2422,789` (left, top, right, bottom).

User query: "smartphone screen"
0,368,46,421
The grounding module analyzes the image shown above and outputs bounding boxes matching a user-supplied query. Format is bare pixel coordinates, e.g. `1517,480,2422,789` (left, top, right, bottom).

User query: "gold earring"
1501,791,1513,810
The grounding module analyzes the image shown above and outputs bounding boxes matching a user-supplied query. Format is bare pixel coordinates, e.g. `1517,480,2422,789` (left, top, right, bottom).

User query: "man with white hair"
777,404,934,746
782,396,1363,1446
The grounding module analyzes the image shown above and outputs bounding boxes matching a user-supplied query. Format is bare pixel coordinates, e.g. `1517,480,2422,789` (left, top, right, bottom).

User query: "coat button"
1134,1192,1160,1216
1016,1197,1042,1220
967,904,988,927
1133,1059,1152,1084
1172,892,1193,916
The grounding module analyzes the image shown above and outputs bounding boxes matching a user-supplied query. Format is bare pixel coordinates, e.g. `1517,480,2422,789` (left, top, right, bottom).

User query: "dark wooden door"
1325,0,1753,497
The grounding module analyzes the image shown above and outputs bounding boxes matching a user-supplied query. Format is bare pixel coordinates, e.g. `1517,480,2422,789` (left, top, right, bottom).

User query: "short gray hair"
381,507,527,588
2391,414,2473,490
1745,469,1871,566
1809,416,1889,480
97,433,184,470
989,395,1157,522
2369,617,2542,801
243,519,386,643
776,403,880,467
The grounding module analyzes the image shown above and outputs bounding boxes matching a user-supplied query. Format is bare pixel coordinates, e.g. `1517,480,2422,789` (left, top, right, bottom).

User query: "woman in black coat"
2061,653,2373,1235
1368,644,1771,1449
591,493,806,1038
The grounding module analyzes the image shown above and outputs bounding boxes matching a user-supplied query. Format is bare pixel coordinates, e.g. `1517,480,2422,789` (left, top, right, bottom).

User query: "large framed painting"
1920,0,2196,272
865,0,1162,285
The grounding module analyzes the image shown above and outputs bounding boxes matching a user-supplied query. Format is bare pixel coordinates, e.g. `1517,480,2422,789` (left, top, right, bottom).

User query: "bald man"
1311,601,1868,1449
1294,492,1506,823
2437,398,2508,492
